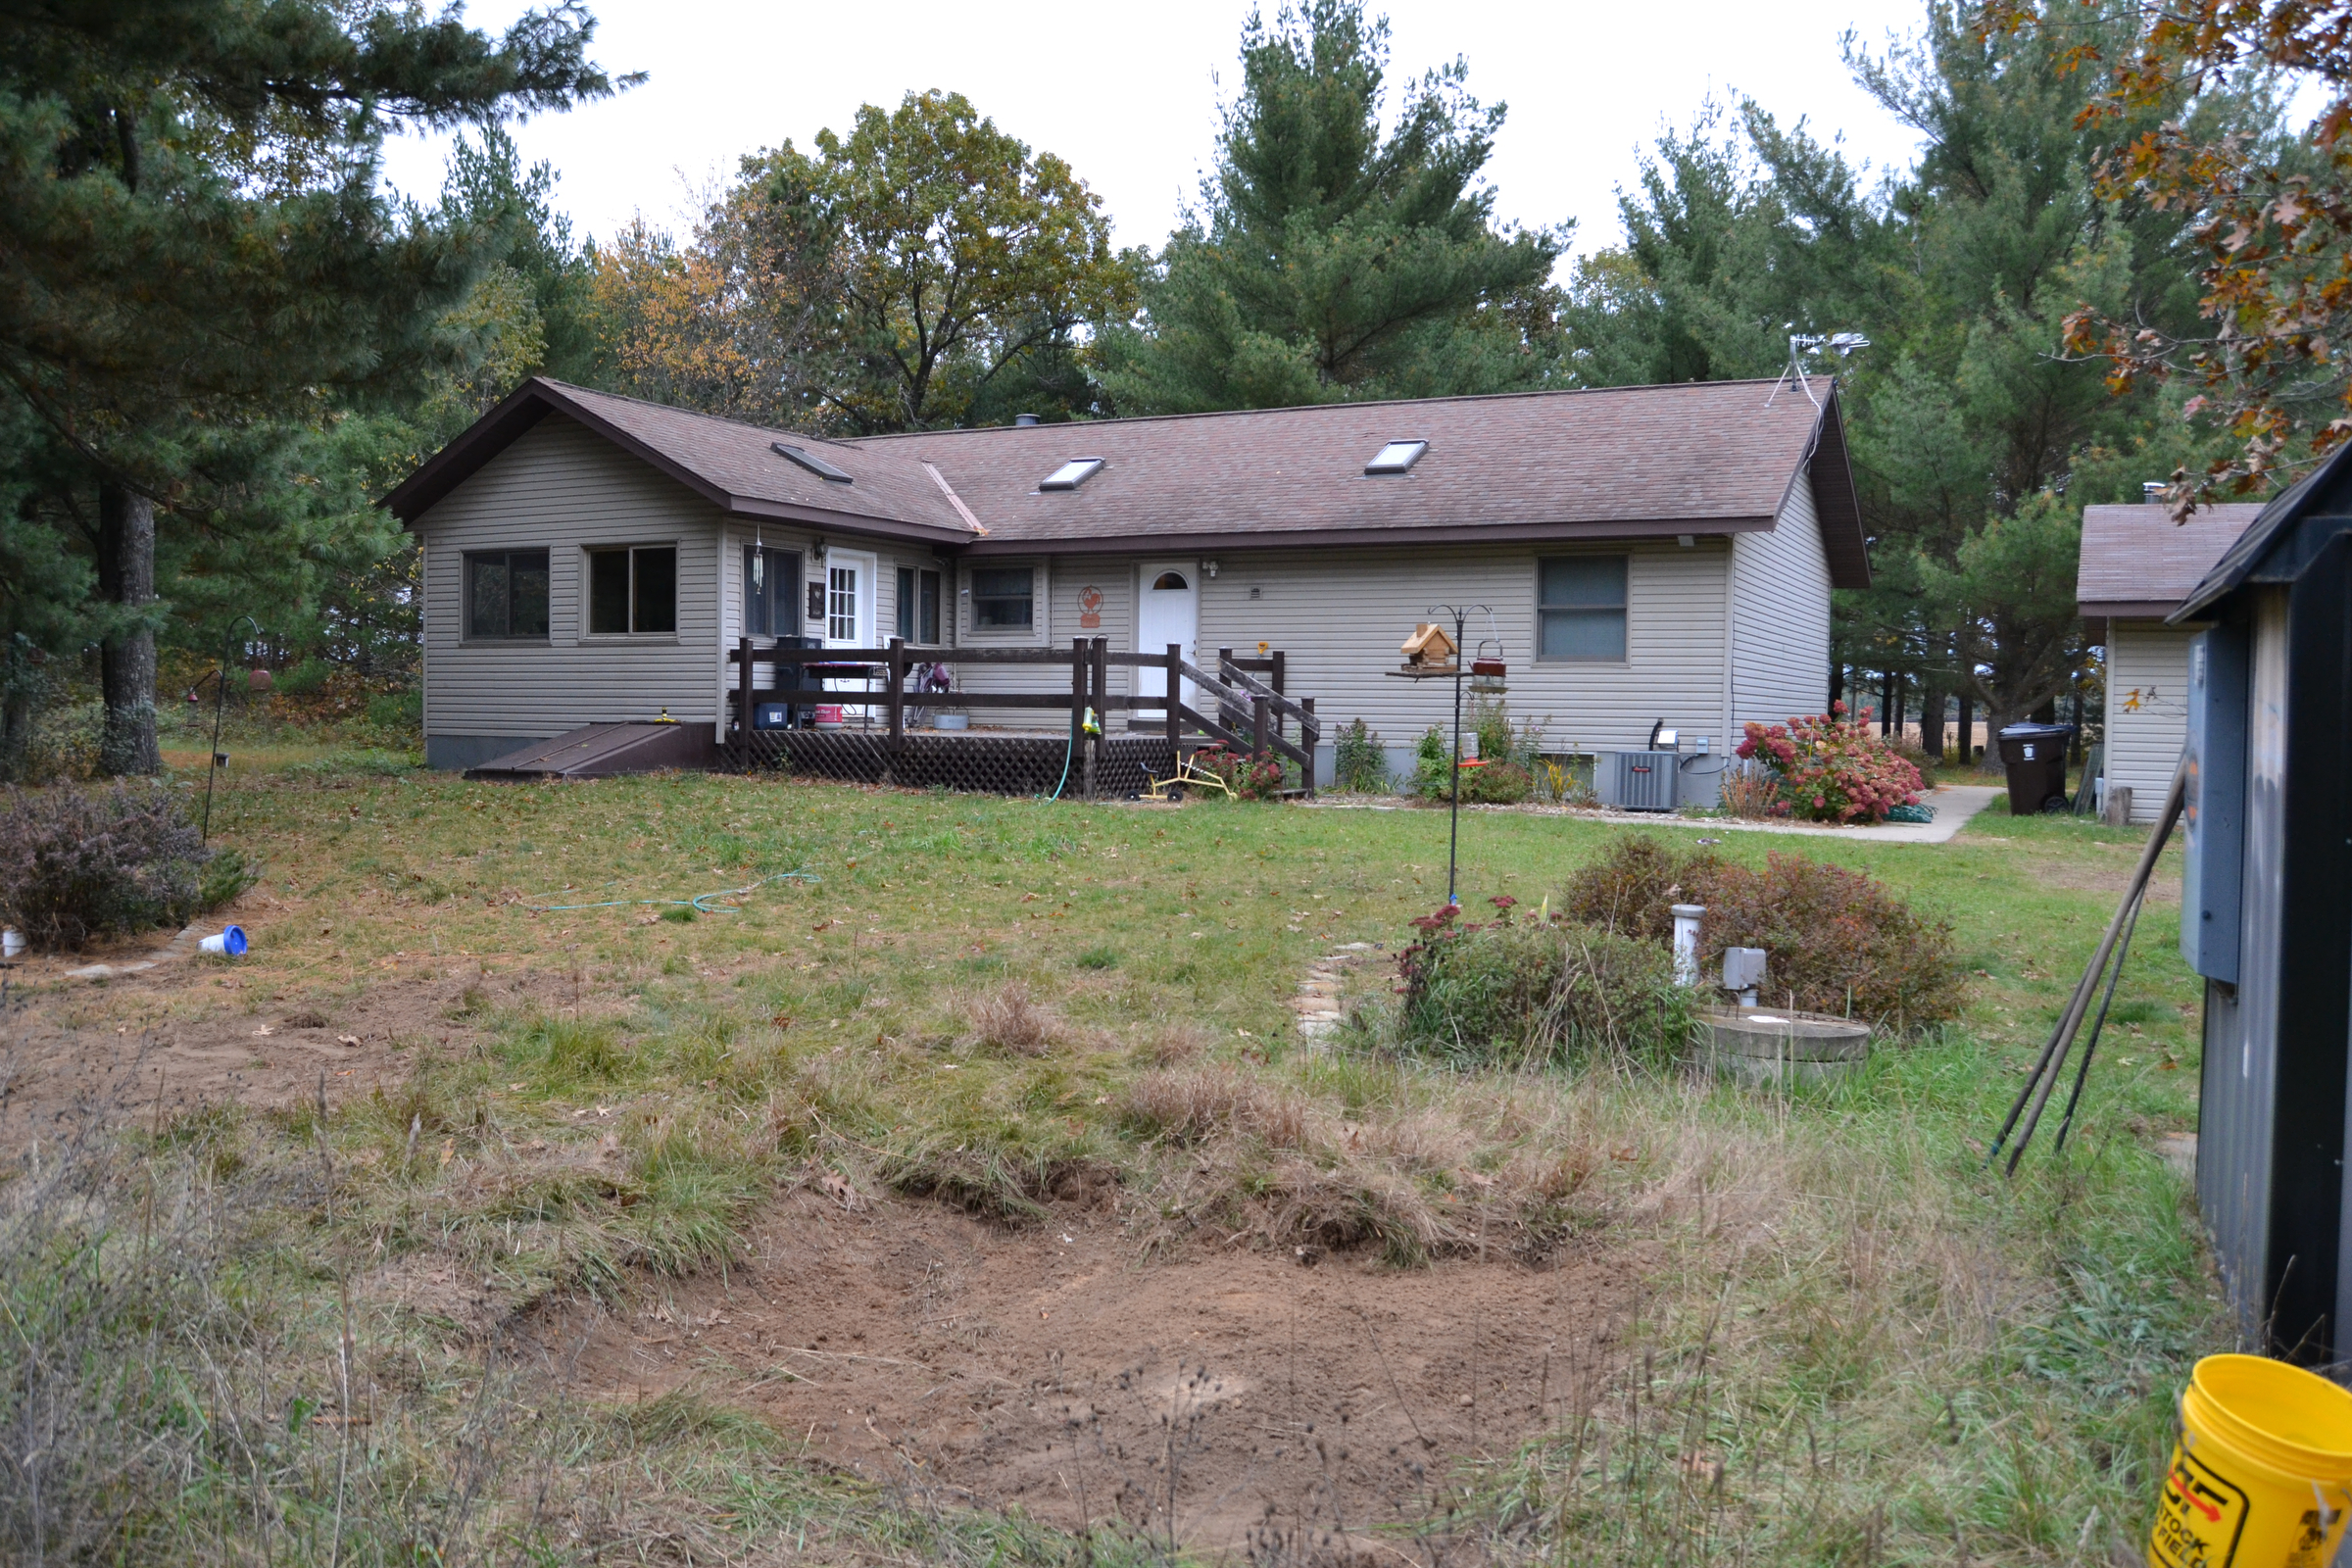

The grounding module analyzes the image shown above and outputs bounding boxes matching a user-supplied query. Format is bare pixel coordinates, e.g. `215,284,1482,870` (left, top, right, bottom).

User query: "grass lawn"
2,756,2219,1566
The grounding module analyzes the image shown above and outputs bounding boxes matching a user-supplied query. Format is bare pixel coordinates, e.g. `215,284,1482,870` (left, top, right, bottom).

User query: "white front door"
1134,562,1199,720
822,550,878,716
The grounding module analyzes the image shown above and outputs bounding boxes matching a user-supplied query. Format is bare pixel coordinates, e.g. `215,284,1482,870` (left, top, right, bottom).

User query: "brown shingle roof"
385,375,1869,586
382,380,979,544
2078,503,2265,618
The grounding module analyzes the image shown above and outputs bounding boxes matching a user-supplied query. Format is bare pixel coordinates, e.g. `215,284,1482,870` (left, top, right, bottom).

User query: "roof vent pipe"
1013,413,1042,427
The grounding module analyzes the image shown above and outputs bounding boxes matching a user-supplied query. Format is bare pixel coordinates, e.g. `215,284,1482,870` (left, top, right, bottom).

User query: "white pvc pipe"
1671,904,1704,988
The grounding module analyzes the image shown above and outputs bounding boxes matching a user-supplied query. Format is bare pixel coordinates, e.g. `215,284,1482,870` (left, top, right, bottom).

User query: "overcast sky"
376,0,1935,267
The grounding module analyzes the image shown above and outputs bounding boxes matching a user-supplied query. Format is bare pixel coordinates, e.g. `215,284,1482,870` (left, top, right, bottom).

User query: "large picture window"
587,545,678,635
465,550,549,640
1537,556,1628,662
897,565,942,643
745,546,801,638
970,566,1034,630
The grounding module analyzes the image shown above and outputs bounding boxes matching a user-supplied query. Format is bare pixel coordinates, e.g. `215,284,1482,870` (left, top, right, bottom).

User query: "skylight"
1039,457,1105,491
772,442,854,483
1365,440,1429,475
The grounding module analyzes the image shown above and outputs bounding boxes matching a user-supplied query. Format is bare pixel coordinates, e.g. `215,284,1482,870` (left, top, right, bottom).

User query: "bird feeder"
1398,621,1457,673
1469,639,1507,695
247,666,273,693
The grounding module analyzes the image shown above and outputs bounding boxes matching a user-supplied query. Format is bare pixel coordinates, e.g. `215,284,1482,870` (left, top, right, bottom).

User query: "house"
383,375,1870,786
2170,447,2352,1360
2076,498,2262,821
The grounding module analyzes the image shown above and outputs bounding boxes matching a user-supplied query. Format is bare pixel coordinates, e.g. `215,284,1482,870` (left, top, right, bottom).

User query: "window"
1364,439,1428,474
586,545,678,635
828,564,859,642
897,565,942,643
772,441,853,483
1039,458,1103,491
1537,556,1628,661
970,566,1034,629
744,546,801,638
465,550,549,639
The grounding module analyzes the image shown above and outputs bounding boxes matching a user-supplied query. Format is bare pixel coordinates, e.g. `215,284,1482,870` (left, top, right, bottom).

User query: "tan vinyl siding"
1055,559,1135,700
416,416,722,739
1730,470,1833,731
2106,619,2193,823
1197,543,1731,756
950,560,1058,728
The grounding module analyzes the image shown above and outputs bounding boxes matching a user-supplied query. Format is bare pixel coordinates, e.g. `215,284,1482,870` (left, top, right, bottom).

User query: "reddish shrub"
1736,703,1925,824
1559,838,1961,1031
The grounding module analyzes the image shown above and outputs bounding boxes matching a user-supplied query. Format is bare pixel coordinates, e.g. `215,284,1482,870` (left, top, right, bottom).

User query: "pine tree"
0,0,629,774
1102,0,1564,413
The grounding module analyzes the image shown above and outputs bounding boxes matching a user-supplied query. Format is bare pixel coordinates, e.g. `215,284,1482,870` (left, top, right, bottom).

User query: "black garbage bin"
1997,722,2074,814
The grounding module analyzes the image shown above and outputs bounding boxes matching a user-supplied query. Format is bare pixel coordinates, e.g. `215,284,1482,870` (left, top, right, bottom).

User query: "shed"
2172,451,2352,1359
2076,500,2261,821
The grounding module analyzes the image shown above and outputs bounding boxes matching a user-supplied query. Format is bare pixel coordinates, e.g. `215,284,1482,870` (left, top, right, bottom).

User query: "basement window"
772,442,854,483
1365,440,1428,474
586,545,679,636
1040,458,1104,491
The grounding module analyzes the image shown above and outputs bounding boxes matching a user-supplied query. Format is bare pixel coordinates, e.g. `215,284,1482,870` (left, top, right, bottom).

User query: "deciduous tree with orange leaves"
1982,0,2352,505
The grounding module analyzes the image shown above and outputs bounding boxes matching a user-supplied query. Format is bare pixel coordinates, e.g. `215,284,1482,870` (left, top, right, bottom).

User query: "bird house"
1400,622,1456,668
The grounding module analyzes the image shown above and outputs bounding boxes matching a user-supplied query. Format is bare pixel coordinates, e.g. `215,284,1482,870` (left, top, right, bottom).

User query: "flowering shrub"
1199,748,1287,801
1735,703,1925,824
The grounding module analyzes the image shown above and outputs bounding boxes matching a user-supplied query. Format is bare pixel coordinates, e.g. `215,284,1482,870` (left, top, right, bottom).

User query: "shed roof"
2178,450,2352,619
384,375,1869,585
2078,502,2265,621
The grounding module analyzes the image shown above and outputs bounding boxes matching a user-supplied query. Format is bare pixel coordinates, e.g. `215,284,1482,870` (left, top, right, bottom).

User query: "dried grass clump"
1125,1067,1307,1148
965,983,1062,1055
0,780,252,949
1139,1019,1214,1066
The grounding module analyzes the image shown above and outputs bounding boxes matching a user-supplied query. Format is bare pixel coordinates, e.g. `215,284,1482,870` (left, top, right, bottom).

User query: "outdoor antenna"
1767,331,1871,410
200,613,262,845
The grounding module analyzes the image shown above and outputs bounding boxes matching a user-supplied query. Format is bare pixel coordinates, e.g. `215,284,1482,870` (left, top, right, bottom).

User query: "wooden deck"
724,637,1319,799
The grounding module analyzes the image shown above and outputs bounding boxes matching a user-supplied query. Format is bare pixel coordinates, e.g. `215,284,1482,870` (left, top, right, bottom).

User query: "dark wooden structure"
723,637,1320,799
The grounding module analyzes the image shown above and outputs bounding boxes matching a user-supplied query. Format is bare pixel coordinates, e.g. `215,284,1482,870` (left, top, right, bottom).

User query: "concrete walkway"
1303,783,2006,846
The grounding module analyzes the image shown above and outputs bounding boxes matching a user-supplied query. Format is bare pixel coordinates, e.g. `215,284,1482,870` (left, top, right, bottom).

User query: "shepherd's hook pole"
201,614,262,845
1431,604,1483,906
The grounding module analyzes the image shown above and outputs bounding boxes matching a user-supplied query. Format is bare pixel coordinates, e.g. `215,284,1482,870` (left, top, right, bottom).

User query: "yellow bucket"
2149,1354,2352,1567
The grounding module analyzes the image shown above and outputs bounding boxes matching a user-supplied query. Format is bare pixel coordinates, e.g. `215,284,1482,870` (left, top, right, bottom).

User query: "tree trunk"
97,479,161,776
1881,670,1894,734
1956,691,1977,769
1920,682,1944,759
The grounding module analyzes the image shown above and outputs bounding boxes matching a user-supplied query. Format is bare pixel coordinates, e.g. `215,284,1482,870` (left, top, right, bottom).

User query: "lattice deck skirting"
730,730,1176,798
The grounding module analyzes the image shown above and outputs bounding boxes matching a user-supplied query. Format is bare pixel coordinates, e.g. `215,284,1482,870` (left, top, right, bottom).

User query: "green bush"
274,657,333,696
364,689,422,731
1393,901,1694,1071
1333,716,1389,792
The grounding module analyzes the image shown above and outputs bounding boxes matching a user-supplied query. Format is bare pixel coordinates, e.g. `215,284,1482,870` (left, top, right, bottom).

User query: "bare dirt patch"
563,1188,1646,1552
0,964,566,1152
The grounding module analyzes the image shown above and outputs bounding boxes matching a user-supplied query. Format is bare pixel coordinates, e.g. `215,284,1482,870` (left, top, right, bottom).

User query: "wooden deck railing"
724,637,1321,793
